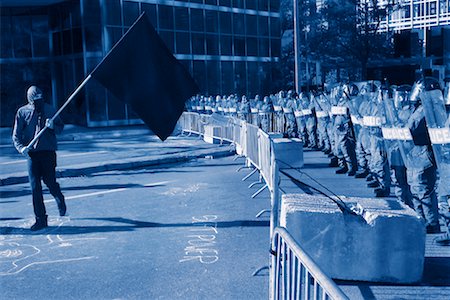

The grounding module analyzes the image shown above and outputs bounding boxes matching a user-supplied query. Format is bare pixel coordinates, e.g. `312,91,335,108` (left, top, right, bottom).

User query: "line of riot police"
185,78,450,240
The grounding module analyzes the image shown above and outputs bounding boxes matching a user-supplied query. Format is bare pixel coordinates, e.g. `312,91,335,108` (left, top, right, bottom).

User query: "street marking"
180,215,219,264
0,151,108,165
43,181,171,202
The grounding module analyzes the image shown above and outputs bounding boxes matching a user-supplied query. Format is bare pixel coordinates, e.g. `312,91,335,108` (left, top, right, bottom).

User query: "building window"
192,33,205,54
219,11,232,34
176,32,191,54
233,13,245,35
220,35,233,55
191,8,205,32
175,7,189,31
206,34,219,55
123,1,139,26
205,10,219,33
158,5,174,30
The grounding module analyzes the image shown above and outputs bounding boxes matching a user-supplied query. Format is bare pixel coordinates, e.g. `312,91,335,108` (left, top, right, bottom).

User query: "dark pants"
27,151,64,218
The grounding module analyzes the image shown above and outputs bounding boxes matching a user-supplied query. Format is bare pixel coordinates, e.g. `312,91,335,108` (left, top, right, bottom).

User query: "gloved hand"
45,118,54,129
20,146,30,156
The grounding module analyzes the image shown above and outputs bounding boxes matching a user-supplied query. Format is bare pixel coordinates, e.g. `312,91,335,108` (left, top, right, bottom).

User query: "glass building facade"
1,0,281,126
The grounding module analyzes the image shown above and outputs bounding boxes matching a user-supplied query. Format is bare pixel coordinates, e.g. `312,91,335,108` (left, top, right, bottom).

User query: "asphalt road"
0,156,270,300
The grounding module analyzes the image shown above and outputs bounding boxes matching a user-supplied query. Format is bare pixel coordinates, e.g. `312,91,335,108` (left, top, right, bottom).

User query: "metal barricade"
271,227,348,300
258,129,273,189
246,123,260,169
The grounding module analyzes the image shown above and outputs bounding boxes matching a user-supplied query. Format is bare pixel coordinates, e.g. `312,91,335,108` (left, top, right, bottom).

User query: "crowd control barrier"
271,228,349,300
178,112,348,300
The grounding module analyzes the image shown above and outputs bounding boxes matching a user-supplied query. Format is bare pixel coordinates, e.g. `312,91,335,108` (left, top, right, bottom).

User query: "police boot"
30,215,48,231
366,173,374,182
355,169,369,179
56,197,67,216
374,187,390,197
347,168,357,176
335,166,348,174
329,156,339,167
367,181,380,188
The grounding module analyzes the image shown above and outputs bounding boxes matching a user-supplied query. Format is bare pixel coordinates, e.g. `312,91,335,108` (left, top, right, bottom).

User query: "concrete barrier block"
203,125,222,144
280,194,426,283
272,138,303,168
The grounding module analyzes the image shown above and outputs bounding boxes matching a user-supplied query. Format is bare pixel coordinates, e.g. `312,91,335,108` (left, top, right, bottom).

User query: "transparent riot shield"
421,89,450,195
381,92,415,169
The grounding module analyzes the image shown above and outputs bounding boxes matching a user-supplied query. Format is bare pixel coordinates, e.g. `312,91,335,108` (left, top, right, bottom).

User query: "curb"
0,147,235,186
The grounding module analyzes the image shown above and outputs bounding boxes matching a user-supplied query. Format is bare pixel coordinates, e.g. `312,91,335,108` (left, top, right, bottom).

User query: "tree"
308,0,401,81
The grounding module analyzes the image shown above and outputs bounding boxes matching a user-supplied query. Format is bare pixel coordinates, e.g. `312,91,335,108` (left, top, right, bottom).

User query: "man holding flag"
12,86,66,231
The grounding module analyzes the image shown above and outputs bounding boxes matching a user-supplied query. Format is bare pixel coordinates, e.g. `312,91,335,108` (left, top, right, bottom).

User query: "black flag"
91,12,199,141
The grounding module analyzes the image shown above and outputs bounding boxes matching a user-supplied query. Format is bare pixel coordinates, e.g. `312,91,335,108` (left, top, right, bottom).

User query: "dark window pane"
219,12,232,34
104,0,121,26
175,7,189,31
52,32,62,56
176,32,190,54
191,0,203,3
234,36,245,55
247,62,259,96
258,15,269,36
235,61,246,95
13,16,32,58
205,34,219,55
246,0,258,10
270,0,280,12
1,15,13,58
191,8,204,32
259,0,268,11
84,25,102,52
219,0,232,6
247,37,257,56
72,27,83,53
270,17,281,37
32,15,49,57
192,33,205,54
142,3,157,28
246,14,257,36
193,60,207,92
159,5,174,30
205,0,217,4
233,0,245,8
220,35,232,55
123,1,139,26
159,30,174,52
206,60,220,95
233,13,245,35
83,0,101,26
271,38,281,57
71,4,81,27
205,10,218,33
221,61,234,94
105,27,123,51
62,29,73,55
259,37,269,56
179,59,192,74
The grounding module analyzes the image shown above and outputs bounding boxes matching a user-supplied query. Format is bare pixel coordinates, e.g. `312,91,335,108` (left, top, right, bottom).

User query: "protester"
12,86,66,231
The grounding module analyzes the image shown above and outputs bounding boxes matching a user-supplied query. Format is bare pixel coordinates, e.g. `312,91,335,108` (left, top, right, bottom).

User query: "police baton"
25,75,92,150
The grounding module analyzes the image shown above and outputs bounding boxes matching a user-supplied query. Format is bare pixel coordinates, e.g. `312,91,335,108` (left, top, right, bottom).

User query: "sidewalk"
0,125,235,186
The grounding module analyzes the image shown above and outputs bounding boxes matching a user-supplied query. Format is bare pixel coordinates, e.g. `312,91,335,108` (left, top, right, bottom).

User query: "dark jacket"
12,103,64,153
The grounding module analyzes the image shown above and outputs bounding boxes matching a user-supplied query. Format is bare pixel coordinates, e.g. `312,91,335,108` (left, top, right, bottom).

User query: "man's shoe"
355,170,369,178
30,216,48,231
56,197,67,216
426,224,441,234
335,167,348,174
374,188,390,197
367,181,380,188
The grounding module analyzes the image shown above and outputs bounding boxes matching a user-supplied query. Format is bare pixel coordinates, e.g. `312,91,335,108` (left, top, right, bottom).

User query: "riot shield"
420,89,450,195
380,92,416,169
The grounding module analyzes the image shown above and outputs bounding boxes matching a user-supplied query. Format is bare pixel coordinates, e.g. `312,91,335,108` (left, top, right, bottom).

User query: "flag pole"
25,74,92,150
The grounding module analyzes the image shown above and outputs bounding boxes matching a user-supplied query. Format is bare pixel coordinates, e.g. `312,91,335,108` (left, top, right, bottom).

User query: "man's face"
33,99,44,112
